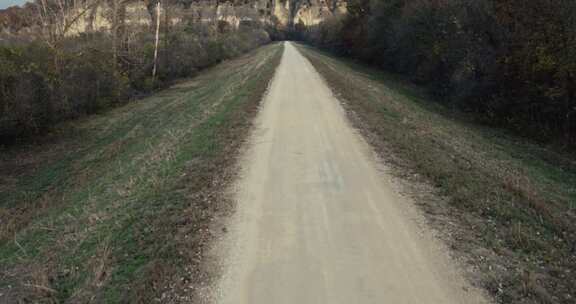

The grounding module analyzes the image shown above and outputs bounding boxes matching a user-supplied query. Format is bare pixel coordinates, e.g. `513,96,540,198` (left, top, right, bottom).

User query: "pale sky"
0,0,30,9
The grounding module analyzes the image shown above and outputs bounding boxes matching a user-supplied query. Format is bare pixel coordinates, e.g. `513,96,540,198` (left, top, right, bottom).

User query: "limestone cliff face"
1,0,347,37
66,0,277,35
289,0,347,26
272,0,346,28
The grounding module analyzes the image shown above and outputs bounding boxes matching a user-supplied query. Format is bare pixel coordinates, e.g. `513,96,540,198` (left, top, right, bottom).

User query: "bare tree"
152,0,161,79
36,0,104,46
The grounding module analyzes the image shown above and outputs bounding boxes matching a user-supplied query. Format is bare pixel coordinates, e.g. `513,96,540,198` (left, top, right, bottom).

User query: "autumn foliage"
303,0,576,147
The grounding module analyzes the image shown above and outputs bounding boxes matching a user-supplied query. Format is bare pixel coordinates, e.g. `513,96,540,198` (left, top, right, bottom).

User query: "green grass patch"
0,43,283,303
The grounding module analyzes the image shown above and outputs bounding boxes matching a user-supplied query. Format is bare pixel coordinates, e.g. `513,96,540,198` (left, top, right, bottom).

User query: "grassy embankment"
297,44,576,304
0,43,283,303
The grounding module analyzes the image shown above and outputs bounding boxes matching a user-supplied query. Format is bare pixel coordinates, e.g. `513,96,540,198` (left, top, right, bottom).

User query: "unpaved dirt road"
214,42,489,304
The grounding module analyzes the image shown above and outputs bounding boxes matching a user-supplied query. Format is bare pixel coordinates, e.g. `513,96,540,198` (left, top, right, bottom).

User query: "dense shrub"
302,0,576,147
158,26,270,81
0,22,270,141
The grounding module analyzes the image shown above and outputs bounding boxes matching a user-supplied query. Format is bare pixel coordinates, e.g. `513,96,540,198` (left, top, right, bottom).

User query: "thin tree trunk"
152,1,161,81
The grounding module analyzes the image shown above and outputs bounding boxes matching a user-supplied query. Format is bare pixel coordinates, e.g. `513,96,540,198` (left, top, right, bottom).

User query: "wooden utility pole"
152,1,161,80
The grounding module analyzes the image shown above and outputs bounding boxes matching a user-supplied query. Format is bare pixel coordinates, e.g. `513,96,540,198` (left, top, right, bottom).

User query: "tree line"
0,0,271,142
301,0,576,147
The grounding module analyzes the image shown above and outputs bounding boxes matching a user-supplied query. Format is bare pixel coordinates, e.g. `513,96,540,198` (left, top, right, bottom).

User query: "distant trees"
0,4,36,32
0,0,271,141
303,0,576,146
